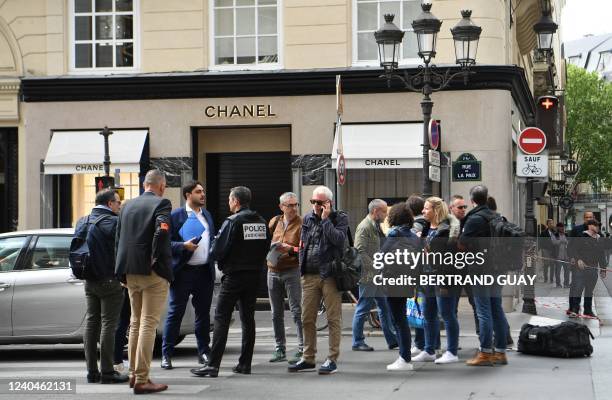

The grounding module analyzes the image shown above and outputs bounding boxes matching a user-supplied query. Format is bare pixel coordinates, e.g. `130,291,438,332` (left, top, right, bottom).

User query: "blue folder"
179,212,206,242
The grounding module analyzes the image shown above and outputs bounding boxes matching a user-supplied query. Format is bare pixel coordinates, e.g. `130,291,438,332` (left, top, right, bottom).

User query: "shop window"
71,0,138,71
211,0,280,68
71,172,140,225
354,0,421,65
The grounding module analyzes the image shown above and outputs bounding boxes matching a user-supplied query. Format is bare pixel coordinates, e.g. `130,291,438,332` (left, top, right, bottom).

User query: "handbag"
406,293,425,329
330,213,362,291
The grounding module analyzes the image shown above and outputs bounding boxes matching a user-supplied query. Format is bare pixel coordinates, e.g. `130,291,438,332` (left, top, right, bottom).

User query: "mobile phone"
192,236,203,245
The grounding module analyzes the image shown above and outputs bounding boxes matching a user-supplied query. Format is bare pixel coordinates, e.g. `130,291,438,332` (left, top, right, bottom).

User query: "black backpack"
477,211,526,272
518,321,594,358
69,214,110,280
329,212,362,291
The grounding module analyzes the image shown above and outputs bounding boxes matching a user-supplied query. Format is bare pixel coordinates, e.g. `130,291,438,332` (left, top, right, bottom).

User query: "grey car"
0,229,194,345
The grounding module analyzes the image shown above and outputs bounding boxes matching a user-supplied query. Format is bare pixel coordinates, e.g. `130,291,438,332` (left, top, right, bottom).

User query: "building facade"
0,0,565,233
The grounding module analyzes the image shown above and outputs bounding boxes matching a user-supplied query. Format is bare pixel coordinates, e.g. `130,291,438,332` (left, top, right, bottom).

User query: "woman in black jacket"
412,197,461,364
381,202,420,371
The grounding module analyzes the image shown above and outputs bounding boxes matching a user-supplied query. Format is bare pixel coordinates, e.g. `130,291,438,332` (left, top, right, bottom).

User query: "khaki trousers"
301,274,342,363
126,271,169,384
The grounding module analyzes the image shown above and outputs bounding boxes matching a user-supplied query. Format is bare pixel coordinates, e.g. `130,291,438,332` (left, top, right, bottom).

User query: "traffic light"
536,95,562,155
95,176,115,193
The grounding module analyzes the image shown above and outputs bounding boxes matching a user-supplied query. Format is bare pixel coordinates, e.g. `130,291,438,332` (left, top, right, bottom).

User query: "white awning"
331,123,423,169
44,130,148,175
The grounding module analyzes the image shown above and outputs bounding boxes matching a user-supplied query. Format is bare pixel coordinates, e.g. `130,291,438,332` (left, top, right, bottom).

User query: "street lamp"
374,4,482,197
533,1,558,53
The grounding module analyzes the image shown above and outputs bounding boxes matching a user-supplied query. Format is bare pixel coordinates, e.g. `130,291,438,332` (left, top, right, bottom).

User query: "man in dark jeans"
191,186,270,377
77,189,129,384
113,291,130,371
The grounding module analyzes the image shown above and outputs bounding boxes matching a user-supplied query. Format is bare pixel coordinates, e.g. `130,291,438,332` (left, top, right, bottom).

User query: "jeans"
162,264,215,357
555,261,571,287
352,285,397,348
473,283,507,353
126,271,170,384
84,279,124,375
386,297,411,361
569,268,599,314
113,288,131,364
268,268,303,351
423,293,459,355
302,274,342,363
209,271,260,368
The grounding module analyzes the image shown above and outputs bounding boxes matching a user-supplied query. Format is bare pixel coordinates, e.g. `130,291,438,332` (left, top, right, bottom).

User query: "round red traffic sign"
518,127,547,155
336,154,346,186
429,120,440,151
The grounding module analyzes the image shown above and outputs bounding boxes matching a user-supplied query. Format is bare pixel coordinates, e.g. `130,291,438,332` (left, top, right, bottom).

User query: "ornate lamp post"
374,4,481,197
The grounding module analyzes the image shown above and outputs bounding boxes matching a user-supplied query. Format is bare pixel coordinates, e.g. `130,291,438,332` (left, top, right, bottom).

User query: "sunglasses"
310,199,327,206
457,205,468,210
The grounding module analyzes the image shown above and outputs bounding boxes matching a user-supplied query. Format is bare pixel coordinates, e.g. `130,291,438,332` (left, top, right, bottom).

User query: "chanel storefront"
19,67,534,232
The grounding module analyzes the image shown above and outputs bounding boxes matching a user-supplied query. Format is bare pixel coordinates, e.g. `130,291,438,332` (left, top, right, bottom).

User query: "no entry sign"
518,127,547,155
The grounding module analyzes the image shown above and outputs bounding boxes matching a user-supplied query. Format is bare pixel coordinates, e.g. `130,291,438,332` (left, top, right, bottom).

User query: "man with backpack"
72,188,129,384
460,185,510,367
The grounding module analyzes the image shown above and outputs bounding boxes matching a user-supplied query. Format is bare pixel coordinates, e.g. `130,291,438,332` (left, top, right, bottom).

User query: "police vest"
223,209,270,273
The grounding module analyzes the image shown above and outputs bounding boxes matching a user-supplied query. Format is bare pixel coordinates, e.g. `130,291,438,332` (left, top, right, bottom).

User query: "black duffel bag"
518,321,594,358
329,214,362,292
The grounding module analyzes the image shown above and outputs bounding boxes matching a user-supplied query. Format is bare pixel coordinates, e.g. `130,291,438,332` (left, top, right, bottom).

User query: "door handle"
66,278,84,285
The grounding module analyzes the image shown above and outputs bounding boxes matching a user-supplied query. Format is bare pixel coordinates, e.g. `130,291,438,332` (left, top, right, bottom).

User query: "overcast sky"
561,0,612,42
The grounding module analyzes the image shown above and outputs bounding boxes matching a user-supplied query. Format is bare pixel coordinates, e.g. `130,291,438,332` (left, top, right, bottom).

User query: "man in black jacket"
115,169,173,395
539,219,556,283
78,188,128,385
191,186,270,378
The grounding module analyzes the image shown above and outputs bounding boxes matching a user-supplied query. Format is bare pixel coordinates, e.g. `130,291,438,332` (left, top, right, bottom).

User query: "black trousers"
569,268,599,313
209,270,260,368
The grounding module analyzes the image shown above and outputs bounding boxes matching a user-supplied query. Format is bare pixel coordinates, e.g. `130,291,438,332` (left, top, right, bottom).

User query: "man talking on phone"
161,181,216,369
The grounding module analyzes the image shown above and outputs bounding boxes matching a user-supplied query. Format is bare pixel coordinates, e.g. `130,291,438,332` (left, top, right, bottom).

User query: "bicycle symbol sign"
516,154,548,178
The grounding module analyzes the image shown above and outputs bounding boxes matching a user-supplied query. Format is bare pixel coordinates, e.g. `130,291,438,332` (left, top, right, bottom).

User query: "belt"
184,263,210,270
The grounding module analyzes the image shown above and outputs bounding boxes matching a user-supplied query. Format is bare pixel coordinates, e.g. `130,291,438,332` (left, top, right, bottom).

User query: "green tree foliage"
565,64,612,191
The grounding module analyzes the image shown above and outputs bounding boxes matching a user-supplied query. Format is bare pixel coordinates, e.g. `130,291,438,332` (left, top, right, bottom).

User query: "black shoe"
198,353,209,365
287,359,316,372
232,364,251,374
101,371,130,384
191,365,219,377
388,343,399,350
87,372,100,383
556,284,562,288
160,355,173,370
352,343,374,351
583,311,597,318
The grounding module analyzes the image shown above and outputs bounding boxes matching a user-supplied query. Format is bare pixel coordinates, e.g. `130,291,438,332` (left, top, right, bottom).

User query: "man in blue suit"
161,181,216,369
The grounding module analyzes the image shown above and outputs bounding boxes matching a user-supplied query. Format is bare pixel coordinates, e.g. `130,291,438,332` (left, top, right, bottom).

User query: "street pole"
421,64,433,198
522,177,538,315
100,126,113,177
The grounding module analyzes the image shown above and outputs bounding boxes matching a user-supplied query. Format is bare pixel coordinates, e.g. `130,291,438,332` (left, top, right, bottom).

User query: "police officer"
191,186,270,377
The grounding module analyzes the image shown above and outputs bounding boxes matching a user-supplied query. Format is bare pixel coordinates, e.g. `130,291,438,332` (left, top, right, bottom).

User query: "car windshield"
0,236,27,272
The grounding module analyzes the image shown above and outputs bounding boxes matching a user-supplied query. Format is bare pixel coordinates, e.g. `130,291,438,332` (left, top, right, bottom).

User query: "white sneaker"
410,346,422,357
387,356,414,371
412,351,436,362
434,351,460,364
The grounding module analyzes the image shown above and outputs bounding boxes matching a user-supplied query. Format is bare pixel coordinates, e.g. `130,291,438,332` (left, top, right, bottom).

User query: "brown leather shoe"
491,352,508,365
465,351,495,367
133,381,168,395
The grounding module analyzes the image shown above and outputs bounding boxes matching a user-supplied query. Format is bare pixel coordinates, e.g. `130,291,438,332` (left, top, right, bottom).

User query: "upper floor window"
596,51,611,73
71,0,138,71
211,0,280,68
354,0,421,65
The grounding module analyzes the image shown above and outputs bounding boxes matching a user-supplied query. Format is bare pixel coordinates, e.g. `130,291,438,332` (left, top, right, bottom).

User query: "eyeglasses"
283,203,299,208
310,199,327,206
457,205,468,210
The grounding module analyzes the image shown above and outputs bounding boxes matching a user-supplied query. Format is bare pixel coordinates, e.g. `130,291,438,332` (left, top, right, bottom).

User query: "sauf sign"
516,127,548,178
